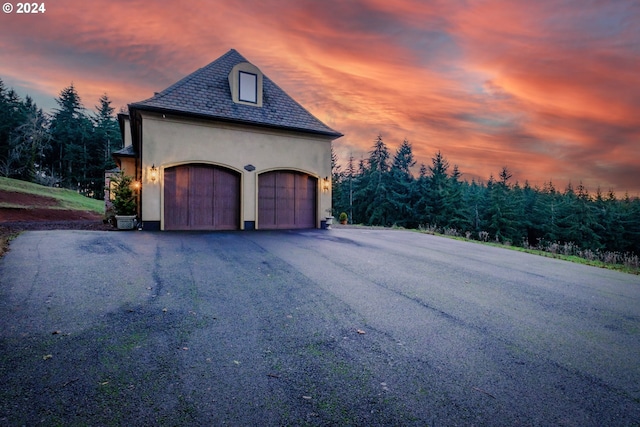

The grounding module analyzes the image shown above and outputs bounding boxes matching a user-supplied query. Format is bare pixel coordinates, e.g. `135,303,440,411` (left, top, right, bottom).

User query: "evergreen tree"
537,180,561,242
426,151,450,226
463,178,486,235
519,181,539,245
93,94,122,169
443,165,468,231
620,195,640,254
388,138,416,227
0,79,12,164
368,134,390,174
413,163,431,227
5,97,50,181
345,153,356,223
559,182,601,249
593,188,625,252
366,134,393,225
509,181,528,245
485,167,520,242
331,144,354,219
110,171,137,215
49,84,87,187
357,134,393,225
351,158,368,224
486,172,505,241
0,83,29,177
391,138,415,178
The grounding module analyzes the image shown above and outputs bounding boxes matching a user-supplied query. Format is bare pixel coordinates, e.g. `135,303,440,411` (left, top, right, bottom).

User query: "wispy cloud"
1,0,638,194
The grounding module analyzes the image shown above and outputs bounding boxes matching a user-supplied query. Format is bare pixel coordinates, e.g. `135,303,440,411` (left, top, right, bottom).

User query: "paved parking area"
1,229,639,425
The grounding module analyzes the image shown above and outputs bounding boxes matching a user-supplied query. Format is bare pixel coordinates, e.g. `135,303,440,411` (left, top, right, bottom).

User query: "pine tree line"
332,135,640,256
0,78,123,199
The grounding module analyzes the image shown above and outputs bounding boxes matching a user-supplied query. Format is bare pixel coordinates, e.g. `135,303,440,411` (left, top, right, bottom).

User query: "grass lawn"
0,177,104,213
0,177,106,257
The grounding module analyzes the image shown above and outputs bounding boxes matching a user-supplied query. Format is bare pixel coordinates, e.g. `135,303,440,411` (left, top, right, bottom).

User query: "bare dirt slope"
0,189,111,257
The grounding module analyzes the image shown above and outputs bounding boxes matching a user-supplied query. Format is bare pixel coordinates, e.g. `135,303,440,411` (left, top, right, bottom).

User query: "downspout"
136,112,143,227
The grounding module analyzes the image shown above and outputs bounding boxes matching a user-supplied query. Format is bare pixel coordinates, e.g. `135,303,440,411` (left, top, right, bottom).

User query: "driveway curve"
1,228,638,425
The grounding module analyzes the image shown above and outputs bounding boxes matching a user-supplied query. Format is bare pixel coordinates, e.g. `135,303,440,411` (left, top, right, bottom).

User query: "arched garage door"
164,164,240,230
258,170,317,229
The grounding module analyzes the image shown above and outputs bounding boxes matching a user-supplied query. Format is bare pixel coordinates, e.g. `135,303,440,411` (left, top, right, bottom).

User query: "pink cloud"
0,0,638,194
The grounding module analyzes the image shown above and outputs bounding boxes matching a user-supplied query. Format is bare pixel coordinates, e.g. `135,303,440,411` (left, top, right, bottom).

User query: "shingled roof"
129,49,342,138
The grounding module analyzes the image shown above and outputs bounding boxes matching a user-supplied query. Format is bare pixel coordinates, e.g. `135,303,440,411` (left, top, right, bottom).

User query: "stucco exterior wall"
116,116,136,176
139,112,333,229
118,157,136,177
123,117,132,149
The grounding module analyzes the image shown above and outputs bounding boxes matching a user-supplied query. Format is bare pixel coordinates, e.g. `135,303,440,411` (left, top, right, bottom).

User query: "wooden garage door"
258,170,317,229
164,164,240,230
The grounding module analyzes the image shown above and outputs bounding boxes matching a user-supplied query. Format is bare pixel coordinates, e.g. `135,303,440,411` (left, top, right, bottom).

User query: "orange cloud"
0,0,638,194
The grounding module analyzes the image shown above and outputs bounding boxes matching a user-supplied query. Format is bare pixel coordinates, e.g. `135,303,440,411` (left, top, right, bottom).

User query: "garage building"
113,49,342,230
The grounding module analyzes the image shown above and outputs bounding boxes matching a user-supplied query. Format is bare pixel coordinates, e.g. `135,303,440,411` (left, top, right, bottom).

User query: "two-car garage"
117,51,341,230
163,164,317,231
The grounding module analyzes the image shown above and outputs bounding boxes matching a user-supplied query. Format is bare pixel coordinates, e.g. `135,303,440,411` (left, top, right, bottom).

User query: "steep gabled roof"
129,49,342,138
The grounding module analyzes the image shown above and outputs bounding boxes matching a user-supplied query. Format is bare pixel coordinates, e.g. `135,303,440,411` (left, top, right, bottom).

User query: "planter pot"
324,216,334,230
115,215,136,230
340,219,348,225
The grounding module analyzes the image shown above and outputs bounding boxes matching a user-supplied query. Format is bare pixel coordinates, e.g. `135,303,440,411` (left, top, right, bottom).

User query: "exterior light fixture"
149,164,158,182
133,180,141,190
322,176,330,192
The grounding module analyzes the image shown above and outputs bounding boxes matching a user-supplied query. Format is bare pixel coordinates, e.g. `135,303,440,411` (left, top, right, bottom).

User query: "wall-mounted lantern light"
322,176,330,192
133,180,141,190
149,164,158,182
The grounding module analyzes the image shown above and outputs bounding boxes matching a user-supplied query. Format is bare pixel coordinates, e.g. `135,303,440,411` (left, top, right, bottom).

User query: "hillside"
0,177,104,214
0,177,109,257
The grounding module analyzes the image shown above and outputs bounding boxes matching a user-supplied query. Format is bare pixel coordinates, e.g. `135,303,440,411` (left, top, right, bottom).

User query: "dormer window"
229,62,263,107
239,71,257,103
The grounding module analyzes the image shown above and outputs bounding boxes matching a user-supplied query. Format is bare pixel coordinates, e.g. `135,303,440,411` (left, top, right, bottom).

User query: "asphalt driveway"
1,228,639,425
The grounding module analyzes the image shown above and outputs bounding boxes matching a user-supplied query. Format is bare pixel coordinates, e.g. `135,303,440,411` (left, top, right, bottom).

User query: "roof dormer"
229,61,263,107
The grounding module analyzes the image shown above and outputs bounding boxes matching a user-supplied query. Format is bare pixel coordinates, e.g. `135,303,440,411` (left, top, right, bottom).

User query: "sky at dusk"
1,0,639,195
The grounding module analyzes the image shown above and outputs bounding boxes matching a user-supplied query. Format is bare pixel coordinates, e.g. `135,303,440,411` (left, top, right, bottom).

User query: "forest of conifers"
2,79,639,259
0,79,123,199
332,135,640,257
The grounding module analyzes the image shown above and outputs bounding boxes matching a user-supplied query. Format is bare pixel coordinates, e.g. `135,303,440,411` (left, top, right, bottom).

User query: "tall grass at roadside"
524,239,640,272
417,224,639,275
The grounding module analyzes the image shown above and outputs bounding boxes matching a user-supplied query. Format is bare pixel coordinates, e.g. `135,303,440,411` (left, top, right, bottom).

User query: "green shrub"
111,172,137,216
